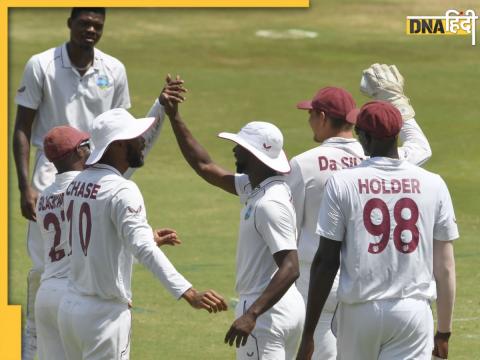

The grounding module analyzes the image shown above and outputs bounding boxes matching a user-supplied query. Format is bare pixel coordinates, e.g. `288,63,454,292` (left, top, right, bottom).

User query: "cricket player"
13,8,173,357
35,126,91,360
286,64,432,359
35,125,180,360
57,108,227,359
296,101,458,360
12,8,131,358
162,75,305,359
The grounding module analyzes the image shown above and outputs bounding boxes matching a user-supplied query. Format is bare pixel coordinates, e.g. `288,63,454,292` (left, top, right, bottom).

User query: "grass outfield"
8,3,479,359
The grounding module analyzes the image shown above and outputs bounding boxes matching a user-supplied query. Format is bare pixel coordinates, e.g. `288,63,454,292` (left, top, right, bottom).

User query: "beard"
235,161,246,174
126,143,144,168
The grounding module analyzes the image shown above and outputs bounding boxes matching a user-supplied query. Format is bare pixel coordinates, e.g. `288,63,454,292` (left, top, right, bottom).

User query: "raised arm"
296,237,341,360
360,63,432,165
162,75,236,195
13,105,38,221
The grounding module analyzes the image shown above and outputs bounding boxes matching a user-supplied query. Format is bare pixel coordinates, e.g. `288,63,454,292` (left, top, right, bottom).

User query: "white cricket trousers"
58,291,131,360
336,298,434,360
35,277,68,360
297,263,338,360
235,285,305,360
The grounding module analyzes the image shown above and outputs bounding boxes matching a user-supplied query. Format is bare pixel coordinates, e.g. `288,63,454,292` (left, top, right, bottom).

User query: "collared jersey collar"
361,156,406,168
321,137,358,146
248,175,286,198
55,170,81,186
89,163,123,177
60,43,100,71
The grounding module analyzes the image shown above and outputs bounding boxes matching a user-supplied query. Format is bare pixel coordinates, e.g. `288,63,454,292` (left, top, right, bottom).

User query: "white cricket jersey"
15,43,131,148
234,174,297,296
36,171,80,282
287,138,365,265
317,157,459,304
64,164,191,303
287,119,431,265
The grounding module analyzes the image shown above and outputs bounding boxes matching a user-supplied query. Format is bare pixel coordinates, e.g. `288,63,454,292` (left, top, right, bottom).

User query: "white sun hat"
86,108,155,166
218,121,290,174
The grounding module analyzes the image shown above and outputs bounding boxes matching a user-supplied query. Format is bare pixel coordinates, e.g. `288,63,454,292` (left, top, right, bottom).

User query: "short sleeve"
316,176,346,241
15,55,44,110
255,199,297,254
433,176,459,241
111,62,131,109
285,158,306,230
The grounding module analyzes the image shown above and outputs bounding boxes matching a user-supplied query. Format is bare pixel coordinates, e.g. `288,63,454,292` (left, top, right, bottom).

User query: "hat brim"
86,117,156,166
346,108,360,125
296,100,313,110
218,132,291,174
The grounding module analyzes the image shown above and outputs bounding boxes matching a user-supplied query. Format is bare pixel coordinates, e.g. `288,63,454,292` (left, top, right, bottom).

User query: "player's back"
64,164,139,304
37,171,80,282
320,157,457,304
288,138,364,263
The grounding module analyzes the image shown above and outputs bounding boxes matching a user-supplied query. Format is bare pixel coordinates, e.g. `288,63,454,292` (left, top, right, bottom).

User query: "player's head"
68,8,106,49
297,87,356,142
43,126,91,173
348,100,402,157
86,108,154,172
218,121,290,176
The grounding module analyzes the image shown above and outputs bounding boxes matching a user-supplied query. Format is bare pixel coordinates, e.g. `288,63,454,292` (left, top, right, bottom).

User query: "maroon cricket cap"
43,126,90,162
348,100,402,138
296,86,357,123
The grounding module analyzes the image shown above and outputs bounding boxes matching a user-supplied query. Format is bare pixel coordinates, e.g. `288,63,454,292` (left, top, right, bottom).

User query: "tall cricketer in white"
296,101,457,360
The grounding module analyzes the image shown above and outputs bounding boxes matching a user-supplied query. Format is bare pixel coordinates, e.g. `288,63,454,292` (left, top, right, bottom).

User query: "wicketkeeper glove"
360,63,415,121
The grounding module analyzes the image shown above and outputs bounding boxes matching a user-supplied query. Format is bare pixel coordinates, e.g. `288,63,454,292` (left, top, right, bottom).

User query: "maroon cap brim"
346,108,360,125
296,100,313,110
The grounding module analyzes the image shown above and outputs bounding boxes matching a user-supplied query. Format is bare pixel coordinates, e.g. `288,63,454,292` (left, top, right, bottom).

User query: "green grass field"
8,2,480,359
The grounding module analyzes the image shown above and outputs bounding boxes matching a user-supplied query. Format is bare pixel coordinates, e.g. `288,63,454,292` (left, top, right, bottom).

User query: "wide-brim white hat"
86,108,155,165
218,121,290,174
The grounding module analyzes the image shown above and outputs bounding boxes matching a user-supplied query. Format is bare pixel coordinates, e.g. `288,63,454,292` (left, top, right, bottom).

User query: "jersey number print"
363,198,419,254
43,200,93,261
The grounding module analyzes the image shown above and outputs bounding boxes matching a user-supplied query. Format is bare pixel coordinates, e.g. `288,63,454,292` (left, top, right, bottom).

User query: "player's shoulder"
94,47,126,71
27,45,60,68
401,160,443,181
259,177,292,205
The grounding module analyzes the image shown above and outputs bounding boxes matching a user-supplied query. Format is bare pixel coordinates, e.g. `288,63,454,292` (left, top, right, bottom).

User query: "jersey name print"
66,180,101,199
357,178,420,194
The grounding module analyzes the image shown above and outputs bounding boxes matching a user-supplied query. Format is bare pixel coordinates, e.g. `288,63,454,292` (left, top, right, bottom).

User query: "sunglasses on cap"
78,139,91,150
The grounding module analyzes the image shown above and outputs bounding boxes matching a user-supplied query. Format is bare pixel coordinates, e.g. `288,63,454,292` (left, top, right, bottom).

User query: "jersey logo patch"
127,205,142,214
96,75,110,89
244,205,253,220
17,86,26,93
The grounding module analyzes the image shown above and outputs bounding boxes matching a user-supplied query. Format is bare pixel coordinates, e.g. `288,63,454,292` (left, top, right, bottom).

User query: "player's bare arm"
153,228,182,247
13,105,38,221
181,287,228,313
162,75,236,195
432,240,456,359
224,249,299,348
296,237,341,360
